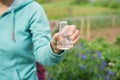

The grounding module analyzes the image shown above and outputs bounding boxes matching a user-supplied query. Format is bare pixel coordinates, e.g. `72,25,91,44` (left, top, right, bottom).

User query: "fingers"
70,30,80,41
69,25,76,35
72,35,80,46
68,25,80,46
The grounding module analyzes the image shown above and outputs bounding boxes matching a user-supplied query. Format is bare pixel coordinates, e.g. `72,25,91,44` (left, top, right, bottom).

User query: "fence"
49,14,120,41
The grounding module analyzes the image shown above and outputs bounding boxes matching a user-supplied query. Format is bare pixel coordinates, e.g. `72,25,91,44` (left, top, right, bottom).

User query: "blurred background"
37,0,120,80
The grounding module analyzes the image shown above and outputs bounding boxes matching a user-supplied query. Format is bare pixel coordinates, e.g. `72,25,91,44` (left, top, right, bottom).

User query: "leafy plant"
45,38,120,80
109,2,120,9
115,36,120,47
36,0,51,4
72,0,89,5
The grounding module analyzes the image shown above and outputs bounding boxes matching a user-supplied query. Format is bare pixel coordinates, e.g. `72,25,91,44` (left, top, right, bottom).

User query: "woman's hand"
50,25,80,54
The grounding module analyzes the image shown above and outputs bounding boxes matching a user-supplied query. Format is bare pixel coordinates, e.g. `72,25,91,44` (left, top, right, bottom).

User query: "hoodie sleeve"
29,3,65,66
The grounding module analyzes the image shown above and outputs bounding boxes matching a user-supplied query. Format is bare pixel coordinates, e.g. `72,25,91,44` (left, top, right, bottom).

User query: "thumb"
51,33,60,45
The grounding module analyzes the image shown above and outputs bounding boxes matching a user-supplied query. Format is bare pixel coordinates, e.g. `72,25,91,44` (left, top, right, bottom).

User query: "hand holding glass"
57,21,73,50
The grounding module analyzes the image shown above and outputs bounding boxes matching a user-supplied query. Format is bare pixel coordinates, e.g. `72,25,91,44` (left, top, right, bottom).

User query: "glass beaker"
57,21,73,50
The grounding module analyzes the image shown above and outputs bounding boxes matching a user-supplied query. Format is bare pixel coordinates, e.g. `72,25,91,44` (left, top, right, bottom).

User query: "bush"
46,38,120,80
36,0,51,4
94,1,120,9
109,2,120,9
95,2,109,7
115,36,120,46
71,0,89,5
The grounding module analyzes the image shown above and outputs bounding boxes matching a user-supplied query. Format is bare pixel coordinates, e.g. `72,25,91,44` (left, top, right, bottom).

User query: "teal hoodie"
0,0,64,80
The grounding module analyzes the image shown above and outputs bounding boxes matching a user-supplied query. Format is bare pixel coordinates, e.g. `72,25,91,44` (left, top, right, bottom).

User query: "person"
36,62,46,80
0,0,80,80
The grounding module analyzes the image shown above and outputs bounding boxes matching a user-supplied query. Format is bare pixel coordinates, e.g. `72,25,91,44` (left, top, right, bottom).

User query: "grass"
39,0,120,20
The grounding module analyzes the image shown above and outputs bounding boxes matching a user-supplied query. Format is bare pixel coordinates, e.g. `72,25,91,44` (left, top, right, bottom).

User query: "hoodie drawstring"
11,10,16,42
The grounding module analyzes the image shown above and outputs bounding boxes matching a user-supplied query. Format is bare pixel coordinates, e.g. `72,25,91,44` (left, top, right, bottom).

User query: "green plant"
45,38,120,80
115,36,120,46
36,0,50,4
109,2,120,9
72,0,89,5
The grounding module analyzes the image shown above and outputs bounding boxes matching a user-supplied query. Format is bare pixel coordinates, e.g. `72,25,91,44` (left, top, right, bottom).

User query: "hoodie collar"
8,0,34,12
8,0,24,10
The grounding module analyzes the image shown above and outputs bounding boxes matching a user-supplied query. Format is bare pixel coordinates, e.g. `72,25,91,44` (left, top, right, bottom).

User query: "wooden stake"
112,16,115,28
86,17,91,40
80,18,84,38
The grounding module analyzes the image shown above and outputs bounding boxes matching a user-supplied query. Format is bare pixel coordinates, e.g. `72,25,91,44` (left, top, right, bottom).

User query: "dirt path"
90,27,120,43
